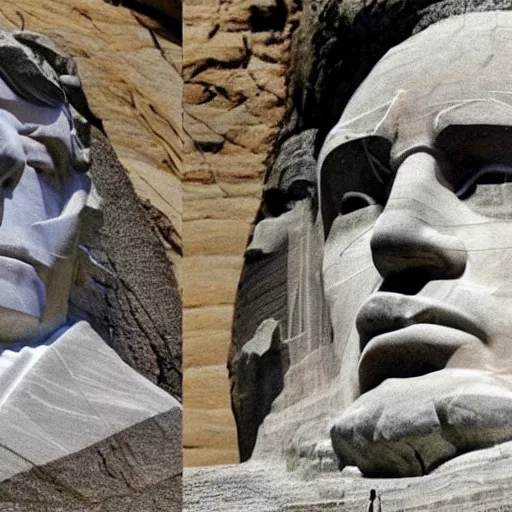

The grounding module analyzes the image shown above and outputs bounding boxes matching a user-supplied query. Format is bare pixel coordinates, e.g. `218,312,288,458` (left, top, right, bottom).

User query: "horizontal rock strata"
183,0,301,466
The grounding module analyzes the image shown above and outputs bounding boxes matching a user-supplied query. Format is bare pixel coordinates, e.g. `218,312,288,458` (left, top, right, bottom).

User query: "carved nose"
0,121,25,224
370,153,467,291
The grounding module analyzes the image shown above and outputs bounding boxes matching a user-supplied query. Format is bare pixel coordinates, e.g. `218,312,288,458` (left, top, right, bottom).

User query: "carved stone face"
0,76,89,342
319,12,512,476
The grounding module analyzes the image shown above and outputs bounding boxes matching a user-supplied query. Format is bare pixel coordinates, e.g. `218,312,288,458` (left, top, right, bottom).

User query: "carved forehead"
318,11,512,234
320,12,512,165
345,12,512,119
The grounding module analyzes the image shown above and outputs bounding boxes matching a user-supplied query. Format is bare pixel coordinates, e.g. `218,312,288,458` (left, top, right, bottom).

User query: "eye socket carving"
31,162,63,193
340,191,377,215
456,164,512,199
363,138,393,185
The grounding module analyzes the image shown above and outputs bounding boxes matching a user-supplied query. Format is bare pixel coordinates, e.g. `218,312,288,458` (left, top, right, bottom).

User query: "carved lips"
355,292,488,393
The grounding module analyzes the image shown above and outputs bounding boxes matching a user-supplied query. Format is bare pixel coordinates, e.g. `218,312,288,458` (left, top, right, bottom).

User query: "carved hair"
0,31,90,173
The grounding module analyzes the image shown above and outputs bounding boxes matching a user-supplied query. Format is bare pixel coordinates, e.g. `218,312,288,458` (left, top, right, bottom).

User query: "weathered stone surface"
105,0,182,24
0,0,182,276
90,129,182,398
184,443,512,512
0,409,181,512
183,0,301,466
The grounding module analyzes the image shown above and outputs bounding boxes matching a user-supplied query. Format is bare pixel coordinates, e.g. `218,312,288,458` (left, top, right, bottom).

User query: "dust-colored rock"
183,0,301,467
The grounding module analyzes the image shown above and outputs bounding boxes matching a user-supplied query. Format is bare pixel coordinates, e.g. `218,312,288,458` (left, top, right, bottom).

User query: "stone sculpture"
231,9,512,479
322,11,512,477
185,3,512,511
0,31,181,509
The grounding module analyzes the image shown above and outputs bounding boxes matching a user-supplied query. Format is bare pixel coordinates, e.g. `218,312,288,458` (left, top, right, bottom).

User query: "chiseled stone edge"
0,408,182,512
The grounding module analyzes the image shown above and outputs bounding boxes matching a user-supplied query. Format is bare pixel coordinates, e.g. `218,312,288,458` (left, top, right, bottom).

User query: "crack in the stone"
71,7,105,33
141,199,183,256
248,69,285,104
405,442,427,476
188,79,247,105
104,253,181,396
185,109,263,155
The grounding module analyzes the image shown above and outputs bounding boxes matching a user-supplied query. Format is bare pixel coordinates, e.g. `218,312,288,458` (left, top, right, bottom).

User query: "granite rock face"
221,0,512,499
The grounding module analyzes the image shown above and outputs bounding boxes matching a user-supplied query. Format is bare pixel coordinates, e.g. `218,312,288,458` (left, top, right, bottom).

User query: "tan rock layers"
183,0,301,466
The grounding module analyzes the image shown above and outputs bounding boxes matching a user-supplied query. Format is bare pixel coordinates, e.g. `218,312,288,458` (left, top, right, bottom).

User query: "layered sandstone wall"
183,0,301,466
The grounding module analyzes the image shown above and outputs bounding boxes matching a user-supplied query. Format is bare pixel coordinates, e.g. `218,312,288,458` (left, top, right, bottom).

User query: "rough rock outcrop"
183,0,301,466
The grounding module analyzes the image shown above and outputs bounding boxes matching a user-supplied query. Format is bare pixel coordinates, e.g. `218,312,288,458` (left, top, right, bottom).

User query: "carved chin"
330,368,512,477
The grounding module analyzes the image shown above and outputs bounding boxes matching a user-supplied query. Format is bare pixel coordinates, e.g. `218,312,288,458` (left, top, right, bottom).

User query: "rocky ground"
185,442,512,511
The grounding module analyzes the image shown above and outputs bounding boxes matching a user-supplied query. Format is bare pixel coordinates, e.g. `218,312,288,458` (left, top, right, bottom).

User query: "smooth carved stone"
0,321,180,483
222,8,512,491
319,12,512,476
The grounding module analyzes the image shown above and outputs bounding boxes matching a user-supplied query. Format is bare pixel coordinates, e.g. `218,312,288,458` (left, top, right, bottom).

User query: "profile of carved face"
0,37,91,343
319,12,512,476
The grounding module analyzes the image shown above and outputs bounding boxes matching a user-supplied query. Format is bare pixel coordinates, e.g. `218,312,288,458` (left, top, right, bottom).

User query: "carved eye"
32,162,63,192
340,192,377,214
456,164,512,199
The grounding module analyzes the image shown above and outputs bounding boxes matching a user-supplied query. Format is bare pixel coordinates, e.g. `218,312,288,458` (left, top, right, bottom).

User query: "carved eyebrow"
456,164,512,198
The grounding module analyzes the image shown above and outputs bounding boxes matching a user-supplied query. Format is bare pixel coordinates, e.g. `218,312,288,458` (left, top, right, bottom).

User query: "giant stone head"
230,10,512,478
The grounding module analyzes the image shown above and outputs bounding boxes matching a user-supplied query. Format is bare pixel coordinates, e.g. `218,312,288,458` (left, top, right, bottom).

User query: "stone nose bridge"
0,120,24,186
0,120,26,224
370,152,467,286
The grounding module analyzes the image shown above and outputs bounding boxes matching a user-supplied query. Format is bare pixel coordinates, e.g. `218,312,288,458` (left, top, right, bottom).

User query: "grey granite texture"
87,128,182,400
0,409,181,512
185,442,512,511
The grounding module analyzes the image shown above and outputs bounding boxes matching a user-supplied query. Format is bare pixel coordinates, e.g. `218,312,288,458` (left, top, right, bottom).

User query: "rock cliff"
183,0,301,466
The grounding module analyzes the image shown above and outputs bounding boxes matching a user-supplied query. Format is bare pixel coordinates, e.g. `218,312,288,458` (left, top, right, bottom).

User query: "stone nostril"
339,192,376,215
379,269,435,295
